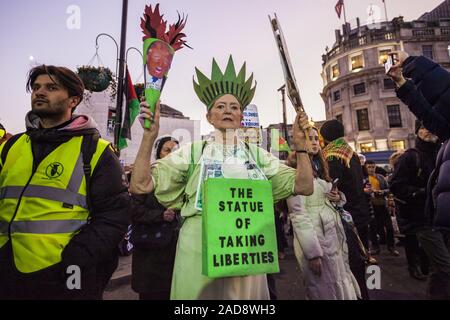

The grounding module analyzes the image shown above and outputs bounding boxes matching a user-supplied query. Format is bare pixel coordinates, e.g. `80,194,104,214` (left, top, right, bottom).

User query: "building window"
359,36,367,45
387,104,402,128
391,140,405,150
413,21,426,28
379,49,392,65
383,78,396,90
422,45,434,60
331,63,340,80
336,114,343,124
333,90,341,101
353,82,366,95
350,54,364,71
375,139,388,151
360,142,375,152
385,33,395,40
356,109,370,131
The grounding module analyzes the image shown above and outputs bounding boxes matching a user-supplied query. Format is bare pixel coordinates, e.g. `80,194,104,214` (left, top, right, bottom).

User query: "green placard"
202,178,279,278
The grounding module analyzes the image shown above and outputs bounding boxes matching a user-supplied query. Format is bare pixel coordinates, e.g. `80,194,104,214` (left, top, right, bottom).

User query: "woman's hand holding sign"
292,110,314,196
292,110,311,151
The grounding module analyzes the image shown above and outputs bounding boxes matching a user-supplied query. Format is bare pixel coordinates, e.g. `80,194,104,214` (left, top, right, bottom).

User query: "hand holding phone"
332,178,339,190
384,54,396,74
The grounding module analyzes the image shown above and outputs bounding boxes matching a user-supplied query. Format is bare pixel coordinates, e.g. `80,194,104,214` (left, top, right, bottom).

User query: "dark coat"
430,139,450,229
389,138,440,233
397,56,450,229
399,56,450,141
130,192,179,298
0,120,130,299
328,154,371,228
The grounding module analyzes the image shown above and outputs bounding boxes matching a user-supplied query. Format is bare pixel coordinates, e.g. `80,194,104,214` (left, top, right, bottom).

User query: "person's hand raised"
139,100,161,141
387,51,409,87
292,110,311,150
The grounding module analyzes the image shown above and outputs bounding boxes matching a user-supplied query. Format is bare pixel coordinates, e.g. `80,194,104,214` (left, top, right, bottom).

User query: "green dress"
152,140,296,299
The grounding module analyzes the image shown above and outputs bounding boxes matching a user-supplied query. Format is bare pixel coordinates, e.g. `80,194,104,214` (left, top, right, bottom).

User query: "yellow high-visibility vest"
0,134,110,273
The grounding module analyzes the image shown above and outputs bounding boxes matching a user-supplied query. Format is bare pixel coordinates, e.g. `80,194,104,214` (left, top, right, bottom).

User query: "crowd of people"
0,49,449,300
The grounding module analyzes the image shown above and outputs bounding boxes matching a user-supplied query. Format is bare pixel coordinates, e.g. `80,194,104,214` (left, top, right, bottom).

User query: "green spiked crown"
193,56,257,110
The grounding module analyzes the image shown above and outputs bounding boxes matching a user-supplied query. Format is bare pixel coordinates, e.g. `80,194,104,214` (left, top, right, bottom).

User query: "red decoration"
140,3,188,51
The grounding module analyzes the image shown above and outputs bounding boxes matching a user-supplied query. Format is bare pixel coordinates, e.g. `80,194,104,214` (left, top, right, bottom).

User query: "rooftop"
322,1,450,65
160,104,189,119
419,0,450,21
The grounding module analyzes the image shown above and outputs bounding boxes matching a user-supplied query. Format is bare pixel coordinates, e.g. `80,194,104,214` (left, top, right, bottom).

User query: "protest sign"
202,178,279,278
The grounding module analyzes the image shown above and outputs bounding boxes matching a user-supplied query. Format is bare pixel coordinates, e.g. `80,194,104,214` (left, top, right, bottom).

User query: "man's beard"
32,98,70,119
423,134,439,143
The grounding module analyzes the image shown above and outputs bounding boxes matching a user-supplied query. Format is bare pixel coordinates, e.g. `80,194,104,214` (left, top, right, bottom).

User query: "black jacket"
328,154,371,228
398,56,450,142
0,113,130,299
389,138,440,233
397,56,450,229
130,192,179,297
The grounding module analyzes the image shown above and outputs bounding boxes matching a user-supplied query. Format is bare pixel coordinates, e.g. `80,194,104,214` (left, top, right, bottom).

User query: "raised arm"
292,111,314,196
387,51,450,141
129,101,161,194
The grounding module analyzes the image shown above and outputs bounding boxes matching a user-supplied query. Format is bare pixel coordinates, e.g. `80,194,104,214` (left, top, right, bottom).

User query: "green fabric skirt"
170,215,270,300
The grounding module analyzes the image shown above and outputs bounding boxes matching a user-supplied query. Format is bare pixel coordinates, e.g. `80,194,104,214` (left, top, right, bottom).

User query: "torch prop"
141,3,189,129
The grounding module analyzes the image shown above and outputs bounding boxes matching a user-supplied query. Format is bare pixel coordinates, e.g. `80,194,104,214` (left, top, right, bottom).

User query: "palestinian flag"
270,129,292,153
118,68,140,150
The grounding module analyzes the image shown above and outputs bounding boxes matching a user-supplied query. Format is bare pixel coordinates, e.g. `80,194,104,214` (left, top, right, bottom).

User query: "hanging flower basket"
134,83,145,98
77,66,113,92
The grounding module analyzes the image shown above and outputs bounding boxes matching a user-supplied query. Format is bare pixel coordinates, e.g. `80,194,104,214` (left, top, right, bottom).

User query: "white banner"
241,104,260,128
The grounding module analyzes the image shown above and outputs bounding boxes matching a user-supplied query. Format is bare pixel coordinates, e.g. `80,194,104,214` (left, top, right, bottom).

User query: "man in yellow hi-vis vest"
0,65,130,299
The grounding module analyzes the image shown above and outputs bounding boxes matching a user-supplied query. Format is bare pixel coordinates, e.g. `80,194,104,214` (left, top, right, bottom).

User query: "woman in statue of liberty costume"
130,56,314,299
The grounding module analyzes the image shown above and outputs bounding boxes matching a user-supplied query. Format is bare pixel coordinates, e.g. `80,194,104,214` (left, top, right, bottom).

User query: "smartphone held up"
332,178,339,190
384,53,396,74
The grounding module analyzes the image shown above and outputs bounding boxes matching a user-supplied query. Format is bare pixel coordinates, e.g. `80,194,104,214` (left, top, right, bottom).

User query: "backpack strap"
81,132,99,212
409,148,423,178
244,141,262,167
0,133,25,167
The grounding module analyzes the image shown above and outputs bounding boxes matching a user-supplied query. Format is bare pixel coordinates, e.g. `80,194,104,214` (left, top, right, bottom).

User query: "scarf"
322,137,354,168
25,111,98,143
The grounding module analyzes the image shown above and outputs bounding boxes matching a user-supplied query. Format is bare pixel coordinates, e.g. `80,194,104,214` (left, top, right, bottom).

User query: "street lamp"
93,1,129,155
114,0,129,156
126,47,143,63
95,33,119,79
278,84,289,146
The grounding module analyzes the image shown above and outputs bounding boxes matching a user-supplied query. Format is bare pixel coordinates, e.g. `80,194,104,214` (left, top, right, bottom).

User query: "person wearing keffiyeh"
322,137,354,168
320,119,372,300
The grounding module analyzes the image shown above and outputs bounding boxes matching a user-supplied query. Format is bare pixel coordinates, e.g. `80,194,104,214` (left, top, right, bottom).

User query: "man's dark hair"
26,65,85,108
364,160,376,166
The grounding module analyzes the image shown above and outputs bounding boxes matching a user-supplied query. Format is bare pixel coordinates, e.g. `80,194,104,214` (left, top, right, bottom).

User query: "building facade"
321,1,450,153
